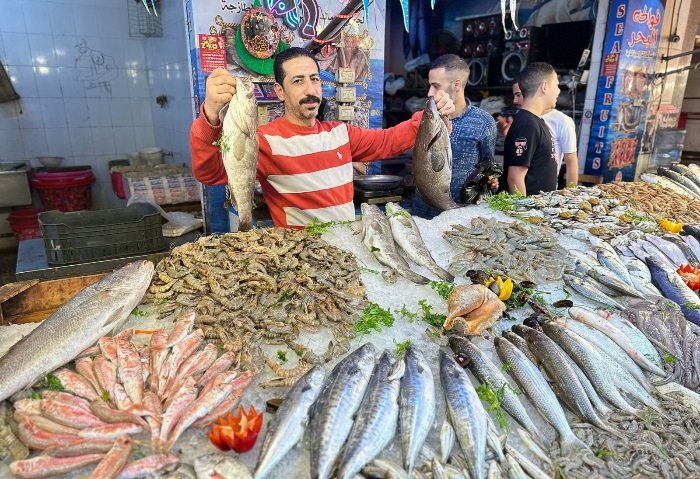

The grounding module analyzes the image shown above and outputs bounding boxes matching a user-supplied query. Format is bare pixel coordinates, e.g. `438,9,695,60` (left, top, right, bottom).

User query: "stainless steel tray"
353,175,404,191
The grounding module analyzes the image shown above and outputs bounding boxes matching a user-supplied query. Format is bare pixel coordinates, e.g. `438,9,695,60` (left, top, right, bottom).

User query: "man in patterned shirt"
411,54,498,219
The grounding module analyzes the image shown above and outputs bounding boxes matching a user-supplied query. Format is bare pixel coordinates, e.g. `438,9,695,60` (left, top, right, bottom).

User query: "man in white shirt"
511,82,579,187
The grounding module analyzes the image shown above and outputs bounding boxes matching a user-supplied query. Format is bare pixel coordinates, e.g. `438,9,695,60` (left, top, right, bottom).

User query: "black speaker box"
467,58,488,86
499,28,543,83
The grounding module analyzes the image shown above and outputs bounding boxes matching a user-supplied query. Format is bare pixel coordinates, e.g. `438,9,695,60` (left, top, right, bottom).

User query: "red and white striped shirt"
190,103,422,228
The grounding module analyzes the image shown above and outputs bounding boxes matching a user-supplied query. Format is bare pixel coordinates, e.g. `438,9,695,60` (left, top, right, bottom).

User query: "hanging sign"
198,34,227,72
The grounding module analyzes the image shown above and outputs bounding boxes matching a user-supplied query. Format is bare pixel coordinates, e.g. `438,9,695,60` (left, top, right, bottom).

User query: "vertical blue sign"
585,0,663,181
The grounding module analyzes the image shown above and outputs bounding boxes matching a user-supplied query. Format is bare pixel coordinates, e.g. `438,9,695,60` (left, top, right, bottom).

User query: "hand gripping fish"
222,79,259,231
412,97,459,211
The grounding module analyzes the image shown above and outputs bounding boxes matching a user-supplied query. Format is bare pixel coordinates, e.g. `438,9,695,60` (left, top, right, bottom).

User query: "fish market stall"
6,182,700,478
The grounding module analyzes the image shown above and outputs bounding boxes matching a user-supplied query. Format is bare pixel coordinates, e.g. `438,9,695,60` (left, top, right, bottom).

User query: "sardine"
360,203,429,284
337,352,401,479
412,97,459,211
385,202,454,282
309,343,376,479
222,79,259,231
439,350,487,479
399,345,436,478
0,261,153,403
494,336,586,456
563,274,625,310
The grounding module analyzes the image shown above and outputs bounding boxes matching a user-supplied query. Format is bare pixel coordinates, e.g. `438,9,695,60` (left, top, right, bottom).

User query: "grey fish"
658,166,700,198
0,260,153,403
640,172,698,197
254,366,325,479
563,274,625,310
412,97,458,211
647,256,700,328
587,265,645,298
194,453,252,479
439,350,487,479
337,352,401,479
439,419,455,463
638,240,678,270
502,331,540,367
669,162,700,189
541,321,639,414
646,234,687,267
604,311,664,371
448,336,549,447
369,459,408,479
222,79,258,231
618,255,663,296
309,343,376,479
662,234,700,266
683,234,700,260
589,235,634,285
385,202,454,282
360,203,429,284
400,344,436,477
495,336,586,456
512,325,617,434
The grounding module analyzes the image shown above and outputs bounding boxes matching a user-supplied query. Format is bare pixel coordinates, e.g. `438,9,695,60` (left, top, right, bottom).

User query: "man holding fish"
190,47,455,229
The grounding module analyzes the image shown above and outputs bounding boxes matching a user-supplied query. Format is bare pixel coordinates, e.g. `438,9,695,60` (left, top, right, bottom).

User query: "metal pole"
661,48,700,61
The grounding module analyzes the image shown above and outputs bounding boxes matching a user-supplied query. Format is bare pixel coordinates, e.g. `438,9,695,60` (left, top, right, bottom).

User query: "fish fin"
431,154,446,172
104,306,126,330
396,216,412,228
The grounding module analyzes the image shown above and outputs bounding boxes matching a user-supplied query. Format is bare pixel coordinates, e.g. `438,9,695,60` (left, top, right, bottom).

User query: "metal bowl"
353,175,404,191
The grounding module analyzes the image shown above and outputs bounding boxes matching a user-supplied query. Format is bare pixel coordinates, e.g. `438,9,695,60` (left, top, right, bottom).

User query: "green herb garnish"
31,392,41,400
277,350,287,362
663,353,675,364
418,299,445,329
475,383,511,433
354,303,395,334
486,191,526,212
430,280,454,300
686,302,700,309
370,246,380,252
395,305,418,322
100,390,111,402
133,447,146,460
33,372,65,394
501,361,512,372
358,267,380,275
394,338,410,357
131,307,146,317
594,448,623,460
212,133,232,153
305,217,333,234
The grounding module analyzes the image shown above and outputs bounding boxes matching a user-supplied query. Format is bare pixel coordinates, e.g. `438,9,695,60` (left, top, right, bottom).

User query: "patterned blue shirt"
412,104,497,219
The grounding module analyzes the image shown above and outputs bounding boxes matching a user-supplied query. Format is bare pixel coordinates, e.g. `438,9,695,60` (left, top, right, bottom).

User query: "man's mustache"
300,95,321,105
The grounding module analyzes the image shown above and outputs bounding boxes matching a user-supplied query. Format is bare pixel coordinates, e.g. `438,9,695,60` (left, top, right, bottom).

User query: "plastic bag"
127,194,203,237
459,161,503,204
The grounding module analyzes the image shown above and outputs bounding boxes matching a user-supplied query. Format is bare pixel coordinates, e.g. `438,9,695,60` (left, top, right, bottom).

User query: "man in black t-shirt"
501,63,559,196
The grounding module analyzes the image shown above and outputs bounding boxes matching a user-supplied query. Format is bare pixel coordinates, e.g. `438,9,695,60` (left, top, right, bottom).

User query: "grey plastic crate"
39,203,164,266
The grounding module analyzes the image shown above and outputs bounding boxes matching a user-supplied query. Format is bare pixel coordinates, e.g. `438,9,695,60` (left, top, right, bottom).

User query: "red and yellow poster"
198,34,226,73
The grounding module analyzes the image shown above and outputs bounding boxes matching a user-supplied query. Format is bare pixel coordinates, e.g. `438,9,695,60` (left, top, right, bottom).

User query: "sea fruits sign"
584,0,663,182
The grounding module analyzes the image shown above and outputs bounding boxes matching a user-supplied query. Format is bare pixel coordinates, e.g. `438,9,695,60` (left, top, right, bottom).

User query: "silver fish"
222,79,259,231
0,261,153,403
494,336,586,456
589,235,634,285
646,234,687,267
412,97,458,211
385,202,454,282
254,366,325,479
400,344,436,478
337,352,401,479
640,172,697,197
309,343,376,479
360,203,429,284
504,444,551,479
439,350,487,479
448,336,548,446
563,274,625,310
439,419,455,463
662,234,700,266
587,265,645,298
194,453,252,479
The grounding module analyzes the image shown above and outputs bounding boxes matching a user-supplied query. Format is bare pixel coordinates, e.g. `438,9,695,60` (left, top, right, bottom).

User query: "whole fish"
439,350,487,479
90,435,132,479
658,166,700,198
309,343,376,479
337,352,402,479
399,344,436,478
662,234,700,266
645,234,687,267
449,336,548,446
194,453,252,479
512,325,615,434
618,255,663,296
683,234,700,260
413,97,459,211
116,454,179,479
669,162,700,188
647,256,700,328
501,331,540,366
439,419,455,463
360,203,429,284
638,240,678,270
385,202,454,282
221,79,259,231
600,310,664,370
254,366,325,479
0,261,153,403
10,454,105,479
586,265,645,298
568,306,667,376
563,274,625,310
640,172,697,197
541,321,638,414
683,224,700,242
589,235,634,284
494,336,586,456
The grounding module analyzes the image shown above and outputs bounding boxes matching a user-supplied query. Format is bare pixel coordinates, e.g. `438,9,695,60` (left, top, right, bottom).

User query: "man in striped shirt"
190,47,455,229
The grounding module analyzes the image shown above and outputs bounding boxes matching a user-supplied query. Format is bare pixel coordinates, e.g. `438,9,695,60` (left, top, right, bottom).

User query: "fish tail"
559,434,590,457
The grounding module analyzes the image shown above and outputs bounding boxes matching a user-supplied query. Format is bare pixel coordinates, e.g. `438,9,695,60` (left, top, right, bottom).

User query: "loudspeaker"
474,15,503,38
462,19,477,39
467,58,488,86
460,40,489,58
500,28,543,83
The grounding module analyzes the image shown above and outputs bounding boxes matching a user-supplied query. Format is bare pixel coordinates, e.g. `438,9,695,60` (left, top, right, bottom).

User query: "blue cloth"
412,104,497,219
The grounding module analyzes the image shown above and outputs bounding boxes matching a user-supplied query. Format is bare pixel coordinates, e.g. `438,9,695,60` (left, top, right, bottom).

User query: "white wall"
0,0,192,211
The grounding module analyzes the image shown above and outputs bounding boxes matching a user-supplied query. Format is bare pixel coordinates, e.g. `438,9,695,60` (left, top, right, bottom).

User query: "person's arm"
563,152,579,186
507,166,528,195
481,116,497,162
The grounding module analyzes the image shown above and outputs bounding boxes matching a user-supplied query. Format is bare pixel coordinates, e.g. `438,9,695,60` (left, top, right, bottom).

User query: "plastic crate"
38,203,164,266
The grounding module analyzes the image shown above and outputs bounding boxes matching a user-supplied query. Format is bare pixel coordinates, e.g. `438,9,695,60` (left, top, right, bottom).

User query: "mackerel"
385,202,453,282
647,255,700,328
399,344,436,477
448,336,548,446
512,325,617,434
337,352,401,479
640,172,698,197
439,350,487,479
646,234,687,267
587,265,645,298
563,274,625,310
309,343,376,479
658,166,700,198
495,336,586,455
541,321,639,414
569,306,667,376
254,366,325,479
589,235,634,285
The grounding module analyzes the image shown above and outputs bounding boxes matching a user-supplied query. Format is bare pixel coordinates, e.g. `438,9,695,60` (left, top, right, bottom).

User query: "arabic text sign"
584,0,663,182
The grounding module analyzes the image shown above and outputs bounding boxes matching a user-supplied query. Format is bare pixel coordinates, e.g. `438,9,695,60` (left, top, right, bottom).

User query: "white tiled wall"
0,0,194,211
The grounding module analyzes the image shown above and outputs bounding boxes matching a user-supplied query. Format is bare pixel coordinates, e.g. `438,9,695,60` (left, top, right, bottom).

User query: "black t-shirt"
500,109,557,195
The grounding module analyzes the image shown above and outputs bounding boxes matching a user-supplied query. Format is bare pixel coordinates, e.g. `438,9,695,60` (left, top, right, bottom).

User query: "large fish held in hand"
412,97,458,211
222,79,259,231
0,261,154,403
